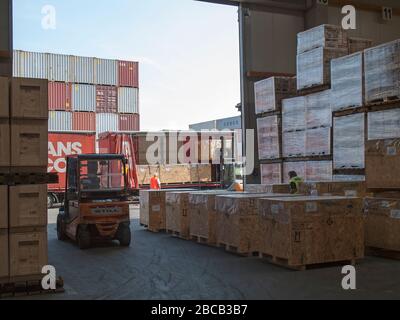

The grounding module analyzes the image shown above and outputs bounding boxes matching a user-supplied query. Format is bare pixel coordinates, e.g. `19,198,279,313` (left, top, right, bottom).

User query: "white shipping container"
48,111,73,132
13,50,48,79
73,56,95,84
48,53,72,82
118,87,139,114
96,113,119,135
95,58,117,86
72,84,96,112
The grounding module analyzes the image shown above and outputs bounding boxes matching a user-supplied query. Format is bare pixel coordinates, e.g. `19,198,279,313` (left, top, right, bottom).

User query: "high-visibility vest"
290,176,303,194
150,177,161,190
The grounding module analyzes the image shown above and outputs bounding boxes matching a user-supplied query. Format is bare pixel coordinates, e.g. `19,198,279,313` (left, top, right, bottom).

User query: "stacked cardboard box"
0,77,49,283
257,196,364,268
257,116,281,160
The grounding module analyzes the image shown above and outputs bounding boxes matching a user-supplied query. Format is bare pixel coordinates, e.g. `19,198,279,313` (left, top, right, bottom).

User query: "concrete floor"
36,206,400,300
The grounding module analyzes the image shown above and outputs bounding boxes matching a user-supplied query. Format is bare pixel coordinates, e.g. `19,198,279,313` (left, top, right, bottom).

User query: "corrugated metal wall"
48,82,72,111
49,111,73,132
48,53,72,82
96,85,117,113
73,56,94,84
118,87,139,114
96,113,119,135
95,58,117,86
72,84,96,112
13,50,48,79
119,114,140,131
73,112,96,132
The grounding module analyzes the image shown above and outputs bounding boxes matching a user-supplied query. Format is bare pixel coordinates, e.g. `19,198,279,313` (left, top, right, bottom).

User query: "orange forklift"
57,154,132,249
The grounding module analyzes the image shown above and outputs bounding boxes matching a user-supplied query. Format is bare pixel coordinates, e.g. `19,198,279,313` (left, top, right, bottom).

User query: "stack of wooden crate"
0,77,49,284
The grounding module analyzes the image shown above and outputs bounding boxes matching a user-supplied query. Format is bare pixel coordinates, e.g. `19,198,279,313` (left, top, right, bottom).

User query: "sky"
13,0,241,131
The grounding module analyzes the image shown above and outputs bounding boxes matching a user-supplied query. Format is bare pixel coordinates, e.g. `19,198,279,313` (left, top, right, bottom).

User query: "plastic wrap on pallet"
283,161,306,183
306,161,333,182
297,47,348,91
364,40,400,103
282,96,306,132
331,52,364,111
368,109,400,140
254,77,296,114
348,37,373,54
283,131,306,158
333,175,365,182
297,24,348,54
306,127,332,156
306,90,332,128
260,163,282,185
333,113,365,169
257,116,281,160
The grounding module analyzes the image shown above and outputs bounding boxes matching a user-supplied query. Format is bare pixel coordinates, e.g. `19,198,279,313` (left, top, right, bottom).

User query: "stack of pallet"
0,77,49,285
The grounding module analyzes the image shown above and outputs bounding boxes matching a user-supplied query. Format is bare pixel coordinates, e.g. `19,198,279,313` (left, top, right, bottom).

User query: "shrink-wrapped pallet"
333,175,365,182
297,24,348,54
298,180,366,197
260,163,282,185
257,116,281,160
282,96,306,132
364,40,400,103
254,77,296,114
331,52,364,111
283,161,306,183
348,37,373,54
297,47,348,91
368,109,400,141
306,127,331,156
283,131,306,158
305,90,332,129
306,161,333,182
333,114,365,169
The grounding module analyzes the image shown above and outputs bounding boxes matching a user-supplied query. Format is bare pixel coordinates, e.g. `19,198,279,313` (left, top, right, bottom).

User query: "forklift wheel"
77,227,91,250
57,214,67,241
117,225,131,247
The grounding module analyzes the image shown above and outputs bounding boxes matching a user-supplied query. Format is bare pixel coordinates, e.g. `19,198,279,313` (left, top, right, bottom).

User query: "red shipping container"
48,133,96,192
118,61,139,88
119,114,140,131
73,112,96,132
48,82,72,111
96,85,118,113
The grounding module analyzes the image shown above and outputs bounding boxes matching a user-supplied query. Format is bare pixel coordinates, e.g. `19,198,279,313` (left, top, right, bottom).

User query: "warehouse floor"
24,206,400,300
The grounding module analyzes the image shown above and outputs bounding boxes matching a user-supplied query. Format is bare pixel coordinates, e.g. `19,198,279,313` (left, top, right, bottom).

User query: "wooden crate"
189,164,212,183
9,227,48,279
0,119,10,168
11,78,48,120
189,191,233,245
9,185,47,228
0,186,7,229
246,184,291,194
165,191,191,239
0,229,8,281
298,181,366,197
10,119,48,171
0,77,9,118
366,139,400,189
258,196,364,270
364,197,400,254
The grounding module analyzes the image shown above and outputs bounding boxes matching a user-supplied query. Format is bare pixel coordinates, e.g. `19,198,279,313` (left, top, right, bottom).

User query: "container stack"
0,77,49,284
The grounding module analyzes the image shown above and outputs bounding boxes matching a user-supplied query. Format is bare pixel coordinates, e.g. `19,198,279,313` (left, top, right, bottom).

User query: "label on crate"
306,202,318,213
345,190,358,197
387,146,397,156
390,210,400,219
381,201,391,208
152,205,161,212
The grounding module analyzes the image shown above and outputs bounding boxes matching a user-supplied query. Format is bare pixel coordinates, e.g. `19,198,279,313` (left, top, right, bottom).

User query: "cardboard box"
189,190,234,244
298,181,366,197
9,185,48,228
0,77,9,118
9,227,48,278
0,229,8,280
0,186,7,229
0,119,10,167
365,197,400,251
11,78,48,120
11,119,48,170
258,196,364,267
366,139,400,189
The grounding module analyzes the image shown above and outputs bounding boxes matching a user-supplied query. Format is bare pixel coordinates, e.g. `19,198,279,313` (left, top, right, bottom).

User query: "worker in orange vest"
150,174,161,190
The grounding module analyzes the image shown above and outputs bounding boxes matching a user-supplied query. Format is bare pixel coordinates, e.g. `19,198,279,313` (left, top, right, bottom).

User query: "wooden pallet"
283,155,333,162
190,235,211,246
259,252,357,271
256,110,282,119
366,247,400,260
166,229,189,240
217,243,257,257
333,106,366,117
297,84,330,96
366,96,400,107
0,277,64,298
333,168,365,175
0,172,58,186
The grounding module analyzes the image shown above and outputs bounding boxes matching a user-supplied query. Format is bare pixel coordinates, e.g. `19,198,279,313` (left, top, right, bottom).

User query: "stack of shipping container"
13,50,139,192
255,25,374,185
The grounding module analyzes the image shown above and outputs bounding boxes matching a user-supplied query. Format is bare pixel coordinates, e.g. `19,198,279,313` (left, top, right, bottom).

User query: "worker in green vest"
289,171,303,194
